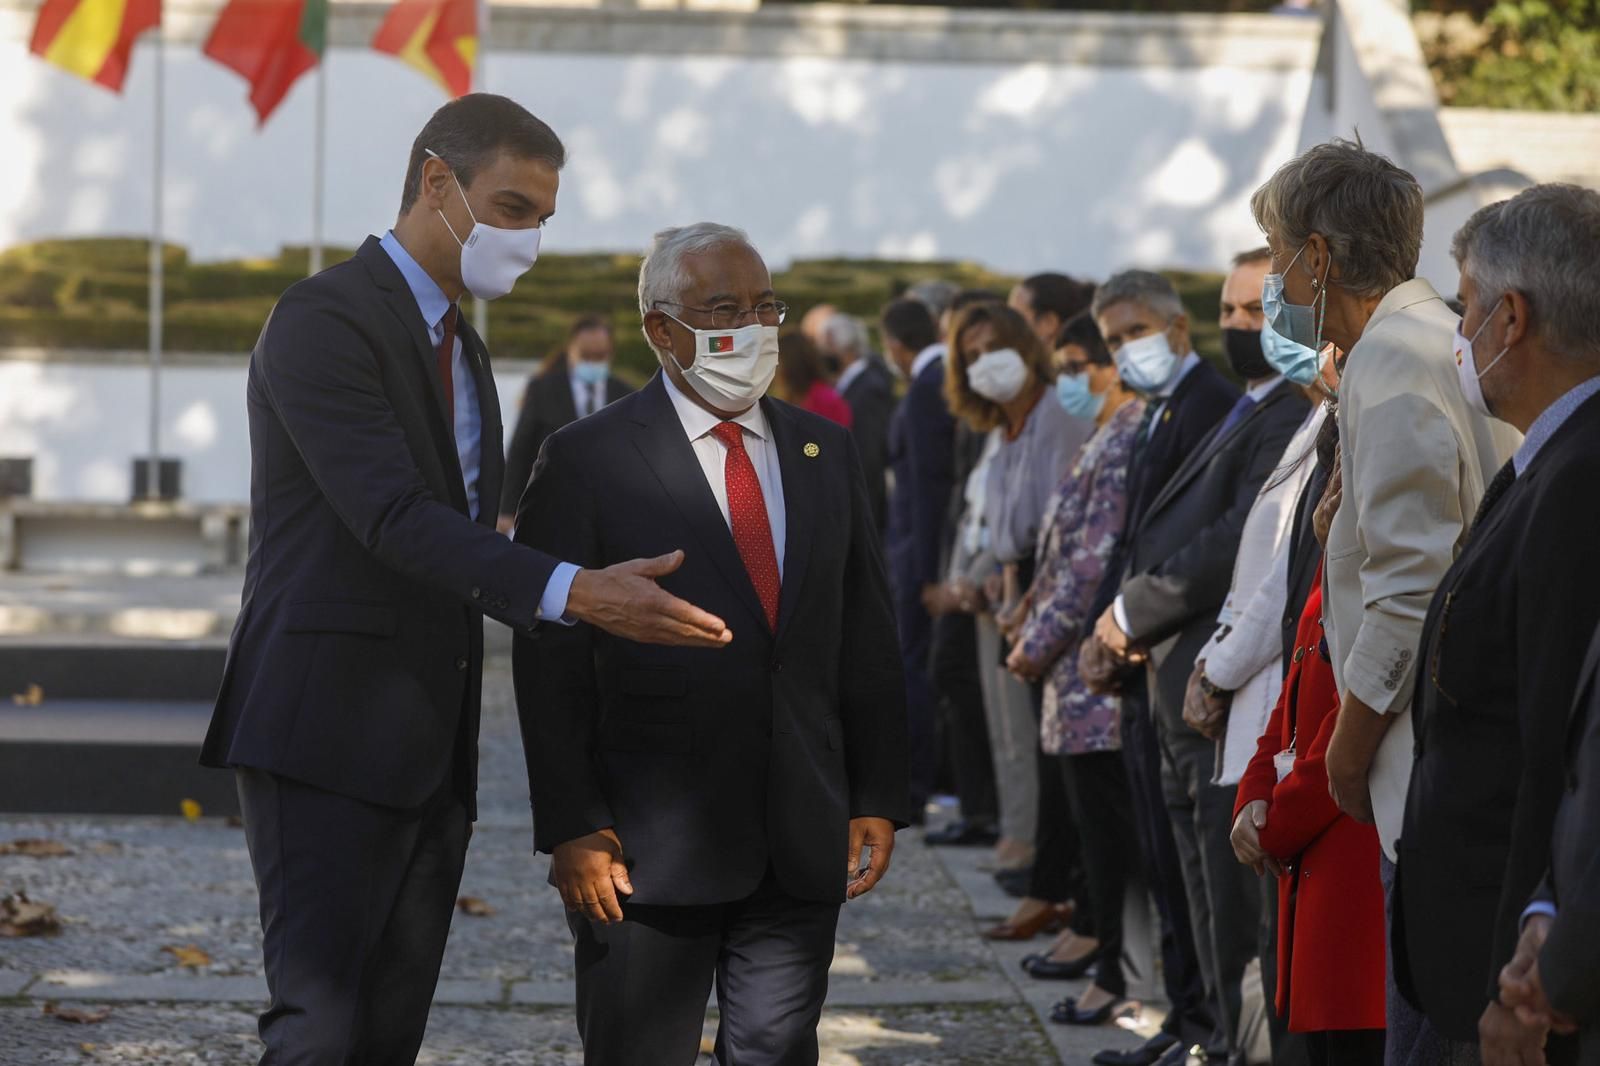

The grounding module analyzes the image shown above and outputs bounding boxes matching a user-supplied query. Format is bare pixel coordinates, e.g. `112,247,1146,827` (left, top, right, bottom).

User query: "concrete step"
0,699,236,816
1,642,225,701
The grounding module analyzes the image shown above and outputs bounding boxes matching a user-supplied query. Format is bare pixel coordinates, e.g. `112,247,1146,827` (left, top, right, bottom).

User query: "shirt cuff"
1113,595,1131,638
536,562,580,626
1522,901,1558,928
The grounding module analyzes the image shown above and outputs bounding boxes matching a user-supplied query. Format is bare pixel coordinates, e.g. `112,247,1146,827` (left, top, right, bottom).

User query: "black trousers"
1061,749,1138,997
893,586,938,812
568,871,840,1066
236,768,469,1066
1121,688,1209,1041
1305,1029,1385,1066
1158,720,1262,1060
930,610,999,826
1260,869,1311,1066
1026,682,1087,920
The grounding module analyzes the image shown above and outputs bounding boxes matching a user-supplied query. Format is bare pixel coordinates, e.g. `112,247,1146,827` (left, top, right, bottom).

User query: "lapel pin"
1162,410,1173,423
803,443,820,458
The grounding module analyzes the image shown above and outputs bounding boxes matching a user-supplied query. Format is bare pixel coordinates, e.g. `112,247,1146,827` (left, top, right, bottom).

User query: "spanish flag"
29,0,161,92
203,0,328,125
371,0,477,99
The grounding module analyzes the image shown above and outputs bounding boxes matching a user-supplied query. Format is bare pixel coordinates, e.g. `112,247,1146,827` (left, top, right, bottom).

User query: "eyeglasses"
654,300,788,329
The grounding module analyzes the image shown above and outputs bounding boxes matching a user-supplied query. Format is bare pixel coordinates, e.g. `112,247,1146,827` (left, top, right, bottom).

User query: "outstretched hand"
565,551,732,648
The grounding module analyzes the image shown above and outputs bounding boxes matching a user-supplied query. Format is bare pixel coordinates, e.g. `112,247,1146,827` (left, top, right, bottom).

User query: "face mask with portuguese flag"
662,315,781,410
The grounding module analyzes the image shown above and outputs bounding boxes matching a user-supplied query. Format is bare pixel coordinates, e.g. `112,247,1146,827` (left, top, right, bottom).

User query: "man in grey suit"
1086,264,1307,1066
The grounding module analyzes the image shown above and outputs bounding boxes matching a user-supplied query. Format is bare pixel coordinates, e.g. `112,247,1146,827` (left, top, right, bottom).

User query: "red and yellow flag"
371,0,477,99
203,0,328,125
29,0,161,92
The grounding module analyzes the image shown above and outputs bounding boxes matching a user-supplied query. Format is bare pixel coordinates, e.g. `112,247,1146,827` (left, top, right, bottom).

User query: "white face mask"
427,148,541,301
966,348,1030,404
1453,297,1511,419
663,316,781,411
1115,330,1181,394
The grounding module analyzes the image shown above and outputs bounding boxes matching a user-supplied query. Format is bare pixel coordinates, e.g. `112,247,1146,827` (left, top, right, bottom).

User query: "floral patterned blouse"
1017,398,1145,756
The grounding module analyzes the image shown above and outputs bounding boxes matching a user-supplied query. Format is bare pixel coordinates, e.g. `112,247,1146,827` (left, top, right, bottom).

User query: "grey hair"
1250,137,1424,298
906,279,959,322
637,222,756,359
1090,269,1184,323
821,313,871,357
1453,183,1600,362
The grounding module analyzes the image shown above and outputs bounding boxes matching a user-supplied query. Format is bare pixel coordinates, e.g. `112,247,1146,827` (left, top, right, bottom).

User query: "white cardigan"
1203,401,1327,786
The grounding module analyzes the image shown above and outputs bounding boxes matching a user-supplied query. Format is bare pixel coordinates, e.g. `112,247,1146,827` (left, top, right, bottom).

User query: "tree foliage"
1418,0,1600,112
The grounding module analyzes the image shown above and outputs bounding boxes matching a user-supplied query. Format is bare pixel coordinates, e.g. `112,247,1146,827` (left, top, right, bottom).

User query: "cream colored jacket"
1323,278,1522,861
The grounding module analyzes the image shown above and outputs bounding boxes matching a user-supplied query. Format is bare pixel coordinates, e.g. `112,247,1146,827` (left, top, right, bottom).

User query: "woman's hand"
1230,801,1282,877
1314,456,1343,550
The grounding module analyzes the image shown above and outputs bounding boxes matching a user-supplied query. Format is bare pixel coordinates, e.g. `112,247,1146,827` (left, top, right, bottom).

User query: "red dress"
1235,574,1387,1033
802,382,854,429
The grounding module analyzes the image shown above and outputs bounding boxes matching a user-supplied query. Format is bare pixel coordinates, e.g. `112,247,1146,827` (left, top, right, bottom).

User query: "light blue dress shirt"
379,232,576,623
1513,374,1600,477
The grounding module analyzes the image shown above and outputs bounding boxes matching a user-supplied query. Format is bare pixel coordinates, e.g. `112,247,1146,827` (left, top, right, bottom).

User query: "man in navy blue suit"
880,297,957,821
202,95,729,1065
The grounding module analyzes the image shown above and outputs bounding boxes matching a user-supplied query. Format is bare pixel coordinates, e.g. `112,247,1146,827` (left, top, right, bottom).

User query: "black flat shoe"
923,819,1000,847
1024,952,1098,980
993,866,1031,898
1050,996,1126,1026
1092,1031,1180,1066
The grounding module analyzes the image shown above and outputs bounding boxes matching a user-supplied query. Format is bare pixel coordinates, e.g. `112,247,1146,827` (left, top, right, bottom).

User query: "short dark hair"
1231,246,1273,268
568,314,612,340
880,298,939,354
950,289,1002,317
400,94,566,214
1054,311,1112,367
1018,273,1096,323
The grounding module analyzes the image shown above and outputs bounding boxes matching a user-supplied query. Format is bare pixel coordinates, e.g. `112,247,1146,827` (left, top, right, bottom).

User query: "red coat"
803,382,854,429
1235,576,1386,1033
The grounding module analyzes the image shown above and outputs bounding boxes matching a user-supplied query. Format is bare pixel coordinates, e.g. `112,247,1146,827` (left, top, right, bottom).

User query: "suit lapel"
551,365,581,424
1143,380,1291,527
765,400,814,642
358,240,469,514
629,375,771,635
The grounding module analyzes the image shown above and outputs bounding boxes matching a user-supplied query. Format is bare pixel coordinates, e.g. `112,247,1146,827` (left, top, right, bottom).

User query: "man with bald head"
513,223,909,1065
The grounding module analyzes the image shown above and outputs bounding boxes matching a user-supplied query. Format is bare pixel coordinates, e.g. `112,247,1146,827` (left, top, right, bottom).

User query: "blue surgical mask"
1262,242,1327,353
572,360,611,387
1115,331,1181,395
1260,316,1324,389
1055,372,1106,421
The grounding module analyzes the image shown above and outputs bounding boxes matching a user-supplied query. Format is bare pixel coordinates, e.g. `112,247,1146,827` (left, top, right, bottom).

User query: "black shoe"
923,819,1000,847
1023,952,1098,980
1092,1031,1180,1066
1049,995,1126,1026
993,866,1031,898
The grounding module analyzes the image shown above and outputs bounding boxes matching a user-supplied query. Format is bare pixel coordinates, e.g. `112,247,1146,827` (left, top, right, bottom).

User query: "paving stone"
29,972,267,1003
0,969,33,997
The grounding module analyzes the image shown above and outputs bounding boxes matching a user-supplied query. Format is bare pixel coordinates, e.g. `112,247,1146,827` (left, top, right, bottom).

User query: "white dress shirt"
835,358,870,397
910,343,946,381
662,373,787,576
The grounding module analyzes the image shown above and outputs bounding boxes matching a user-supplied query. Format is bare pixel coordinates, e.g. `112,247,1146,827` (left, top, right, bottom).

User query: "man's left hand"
1479,999,1548,1066
846,817,896,900
1093,606,1134,660
1500,915,1577,1034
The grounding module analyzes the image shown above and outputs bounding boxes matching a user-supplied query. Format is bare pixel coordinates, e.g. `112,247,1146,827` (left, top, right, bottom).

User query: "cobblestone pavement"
1,658,1163,1064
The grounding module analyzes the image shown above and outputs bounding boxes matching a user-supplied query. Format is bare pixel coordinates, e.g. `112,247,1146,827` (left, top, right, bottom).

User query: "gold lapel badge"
803,442,821,458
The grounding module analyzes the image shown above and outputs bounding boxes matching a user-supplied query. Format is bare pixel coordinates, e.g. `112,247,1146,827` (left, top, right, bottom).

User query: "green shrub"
1418,0,1600,112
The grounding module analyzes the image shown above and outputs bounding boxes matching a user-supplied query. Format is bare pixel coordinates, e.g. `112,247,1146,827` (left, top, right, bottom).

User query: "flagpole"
472,0,488,342
145,19,166,501
309,59,326,276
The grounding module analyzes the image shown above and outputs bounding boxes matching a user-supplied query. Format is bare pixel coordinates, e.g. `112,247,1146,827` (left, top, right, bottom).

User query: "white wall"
0,2,1318,277
0,358,537,503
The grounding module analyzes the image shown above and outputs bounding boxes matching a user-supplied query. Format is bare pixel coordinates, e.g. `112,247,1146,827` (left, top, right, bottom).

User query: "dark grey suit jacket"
840,358,896,532
1117,379,1308,731
500,363,632,518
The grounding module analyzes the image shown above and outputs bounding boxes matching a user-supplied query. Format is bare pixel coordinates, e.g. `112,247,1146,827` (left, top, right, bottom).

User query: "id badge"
1273,749,1296,782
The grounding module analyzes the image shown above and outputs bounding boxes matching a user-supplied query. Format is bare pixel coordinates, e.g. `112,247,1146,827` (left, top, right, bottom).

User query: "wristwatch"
1198,674,1229,700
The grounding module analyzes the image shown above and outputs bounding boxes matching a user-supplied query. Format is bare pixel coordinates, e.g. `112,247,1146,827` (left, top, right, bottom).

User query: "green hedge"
0,238,1229,380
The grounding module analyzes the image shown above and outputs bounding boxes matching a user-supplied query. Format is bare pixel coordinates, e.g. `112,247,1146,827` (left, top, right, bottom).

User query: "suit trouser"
235,768,469,1066
1158,720,1262,1060
1121,688,1209,1040
930,610,999,827
1061,749,1138,997
567,871,840,1066
975,615,1039,845
1260,869,1311,1066
892,586,939,811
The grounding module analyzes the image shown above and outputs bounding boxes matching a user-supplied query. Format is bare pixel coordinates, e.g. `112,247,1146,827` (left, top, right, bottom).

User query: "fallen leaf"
0,893,60,937
179,799,203,822
86,841,122,856
456,896,495,917
79,1044,98,1053
11,683,43,706
0,838,73,857
42,1003,110,1024
162,944,211,968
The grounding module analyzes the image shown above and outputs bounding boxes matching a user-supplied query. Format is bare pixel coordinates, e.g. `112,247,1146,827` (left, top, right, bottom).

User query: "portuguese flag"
203,0,328,125
372,0,478,99
709,336,736,354
29,0,161,92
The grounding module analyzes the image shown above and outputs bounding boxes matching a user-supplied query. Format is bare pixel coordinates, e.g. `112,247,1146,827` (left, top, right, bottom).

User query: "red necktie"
710,421,781,632
436,305,459,427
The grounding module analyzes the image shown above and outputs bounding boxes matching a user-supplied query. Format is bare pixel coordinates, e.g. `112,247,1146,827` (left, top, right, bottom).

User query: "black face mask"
1222,328,1272,381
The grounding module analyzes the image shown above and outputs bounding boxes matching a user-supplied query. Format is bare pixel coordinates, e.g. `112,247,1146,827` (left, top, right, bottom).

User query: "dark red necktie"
710,421,780,632
436,305,459,426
